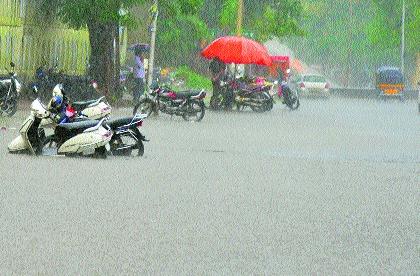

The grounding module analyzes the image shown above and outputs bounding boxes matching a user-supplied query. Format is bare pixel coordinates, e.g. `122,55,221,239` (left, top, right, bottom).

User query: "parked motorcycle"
8,88,112,158
39,85,148,157
232,79,274,112
133,85,206,122
107,114,148,157
212,77,273,113
0,62,21,116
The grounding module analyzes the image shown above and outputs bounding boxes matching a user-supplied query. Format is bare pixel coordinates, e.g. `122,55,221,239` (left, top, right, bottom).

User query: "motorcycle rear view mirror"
10,62,15,68
32,86,40,98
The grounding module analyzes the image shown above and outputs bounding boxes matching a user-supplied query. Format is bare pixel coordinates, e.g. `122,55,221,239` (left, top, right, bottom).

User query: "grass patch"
174,66,212,92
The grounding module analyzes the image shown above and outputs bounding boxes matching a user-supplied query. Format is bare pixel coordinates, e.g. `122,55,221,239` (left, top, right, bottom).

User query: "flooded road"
0,98,419,274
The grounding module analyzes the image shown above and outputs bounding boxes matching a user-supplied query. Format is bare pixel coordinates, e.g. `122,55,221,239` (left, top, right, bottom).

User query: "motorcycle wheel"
236,103,246,111
209,95,223,110
284,90,300,110
250,94,268,113
182,101,205,122
93,146,107,159
262,93,274,111
1,99,17,117
133,98,154,117
110,128,144,157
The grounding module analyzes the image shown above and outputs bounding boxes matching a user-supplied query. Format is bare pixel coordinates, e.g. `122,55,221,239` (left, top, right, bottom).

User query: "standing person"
133,48,146,104
209,58,226,109
277,67,285,98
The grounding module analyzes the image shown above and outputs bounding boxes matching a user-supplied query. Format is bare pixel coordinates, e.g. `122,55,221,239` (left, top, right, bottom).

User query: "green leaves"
220,0,237,30
155,0,210,66
216,0,304,41
35,0,146,29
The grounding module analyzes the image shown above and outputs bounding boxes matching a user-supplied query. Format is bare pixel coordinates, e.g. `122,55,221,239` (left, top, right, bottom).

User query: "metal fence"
0,25,91,76
0,0,127,78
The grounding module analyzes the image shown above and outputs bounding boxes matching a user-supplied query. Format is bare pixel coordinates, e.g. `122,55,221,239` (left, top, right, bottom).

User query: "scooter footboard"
8,135,29,152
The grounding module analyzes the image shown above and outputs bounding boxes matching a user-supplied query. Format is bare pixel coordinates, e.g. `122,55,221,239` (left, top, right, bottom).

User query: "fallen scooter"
39,85,149,157
40,83,112,130
53,83,112,119
8,88,112,157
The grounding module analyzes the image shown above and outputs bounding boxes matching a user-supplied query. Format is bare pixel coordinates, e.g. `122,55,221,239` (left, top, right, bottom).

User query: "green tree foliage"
208,0,303,41
156,0,210,67
285,0,419,86
287,0,372,78
369,0,420,54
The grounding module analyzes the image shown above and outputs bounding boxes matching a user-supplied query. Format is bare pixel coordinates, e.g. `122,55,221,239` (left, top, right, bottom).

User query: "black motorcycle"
133,85,206,122
0,62,20,117
280,81,300,110
211,78,273,113
107,114,148,157
233,81,274,112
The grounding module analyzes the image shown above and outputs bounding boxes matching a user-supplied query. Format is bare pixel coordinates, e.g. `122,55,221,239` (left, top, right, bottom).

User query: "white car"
292,74,330,98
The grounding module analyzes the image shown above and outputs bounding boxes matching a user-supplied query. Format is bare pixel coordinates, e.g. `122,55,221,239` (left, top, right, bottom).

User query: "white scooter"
54,83,111,118
40,83,112,129
8,88,112,157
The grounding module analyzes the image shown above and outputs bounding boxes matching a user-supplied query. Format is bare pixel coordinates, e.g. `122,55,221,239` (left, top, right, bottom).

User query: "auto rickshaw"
375,66,405,100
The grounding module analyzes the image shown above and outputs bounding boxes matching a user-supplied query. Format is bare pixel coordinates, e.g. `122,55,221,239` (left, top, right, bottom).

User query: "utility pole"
401,0,405,75
236,0,244,77
236,0,244,36
345,0,354,88
147,0,158,91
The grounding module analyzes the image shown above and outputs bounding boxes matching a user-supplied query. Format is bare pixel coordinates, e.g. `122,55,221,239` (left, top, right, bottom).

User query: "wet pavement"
0,98,419,274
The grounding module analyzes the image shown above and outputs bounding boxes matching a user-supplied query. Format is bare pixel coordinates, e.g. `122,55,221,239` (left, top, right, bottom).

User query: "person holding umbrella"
202,36,272,110
132,47,146,104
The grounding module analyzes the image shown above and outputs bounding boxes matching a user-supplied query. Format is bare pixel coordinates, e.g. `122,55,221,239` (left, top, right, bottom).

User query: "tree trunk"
87,21,116,98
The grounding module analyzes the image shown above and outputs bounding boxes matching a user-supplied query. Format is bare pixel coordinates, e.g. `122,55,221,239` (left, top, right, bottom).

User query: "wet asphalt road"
0,98,419,274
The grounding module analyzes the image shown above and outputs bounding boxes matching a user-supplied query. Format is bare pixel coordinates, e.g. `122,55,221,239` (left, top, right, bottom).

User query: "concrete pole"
236,0,244,77
147,0,158,92
345,0,354,88
401,0,405,75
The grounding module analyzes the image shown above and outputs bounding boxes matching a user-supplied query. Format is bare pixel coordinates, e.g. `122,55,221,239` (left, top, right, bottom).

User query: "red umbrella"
201,36,272,66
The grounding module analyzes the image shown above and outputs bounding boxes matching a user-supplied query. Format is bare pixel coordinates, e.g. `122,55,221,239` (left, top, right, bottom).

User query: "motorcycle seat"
107,117,134,129
57,120,99,131
72,99,98,110
176,90,202,99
